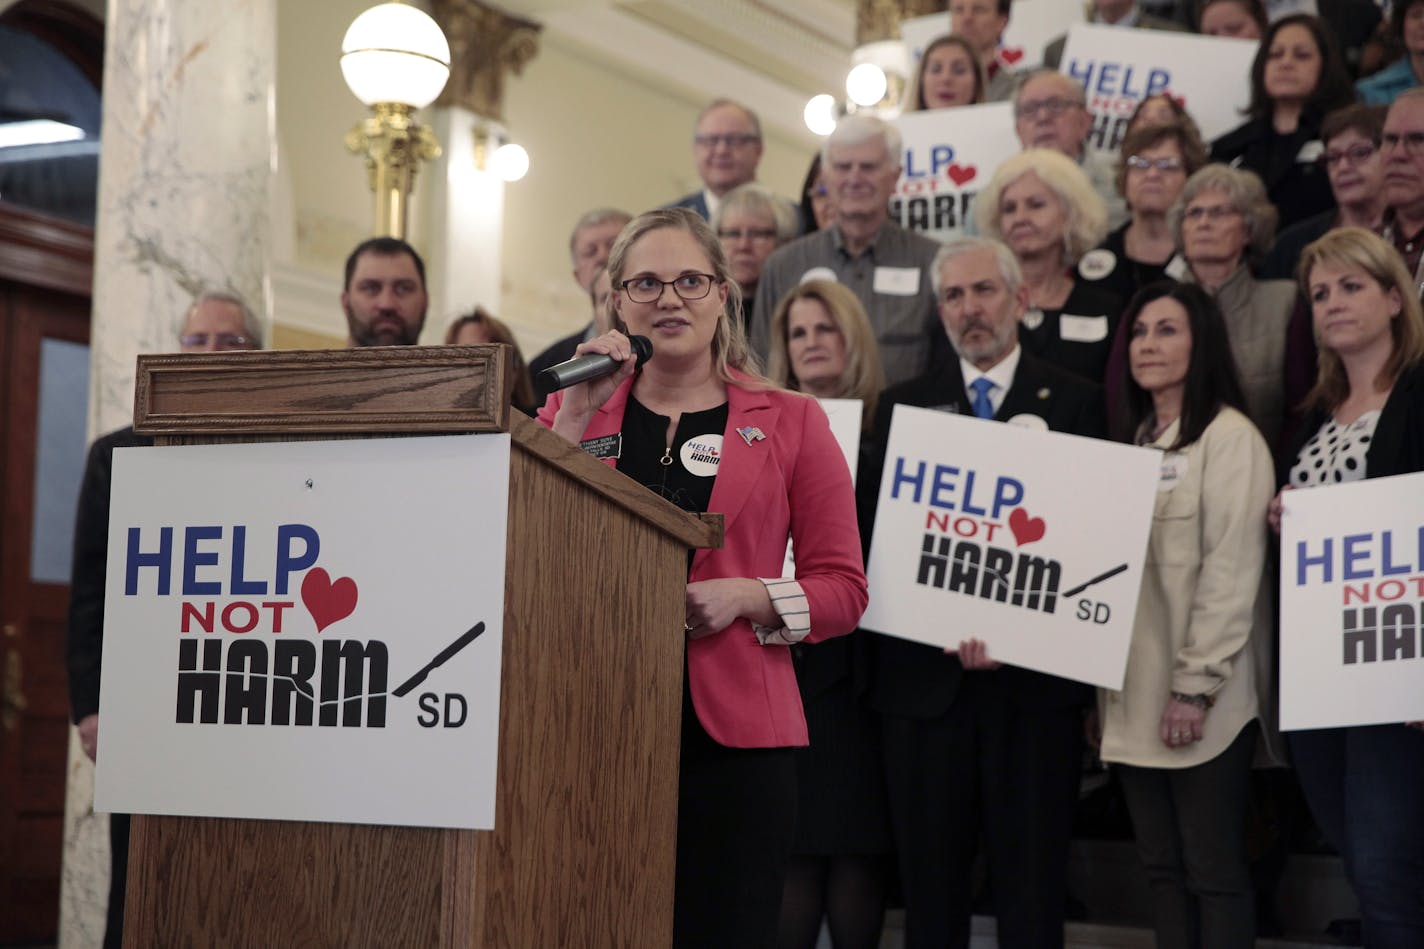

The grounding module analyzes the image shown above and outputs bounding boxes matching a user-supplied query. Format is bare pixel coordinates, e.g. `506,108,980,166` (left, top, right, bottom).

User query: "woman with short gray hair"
1168,163,1295,448
713,183,798,332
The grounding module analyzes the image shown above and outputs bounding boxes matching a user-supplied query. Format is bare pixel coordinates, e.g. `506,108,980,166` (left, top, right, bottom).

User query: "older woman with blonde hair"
1167,163,1296,447
766,280,884,432
975,147,1120,383
904,34,987,112
1271,227,1424,948
765,281,891,949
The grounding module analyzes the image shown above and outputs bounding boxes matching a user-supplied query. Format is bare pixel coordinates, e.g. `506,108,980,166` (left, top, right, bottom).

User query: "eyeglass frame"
1014,97,1083,121
1125,154,1185,173
717,227,778,242
693,133,761,150
618,273,720,303
1181,204,1243,223
1321,142,1380,168
180,333,251,349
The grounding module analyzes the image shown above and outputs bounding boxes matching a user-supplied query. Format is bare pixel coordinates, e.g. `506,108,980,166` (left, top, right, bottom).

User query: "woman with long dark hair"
1211,14,1354,232
1103,280,1274,949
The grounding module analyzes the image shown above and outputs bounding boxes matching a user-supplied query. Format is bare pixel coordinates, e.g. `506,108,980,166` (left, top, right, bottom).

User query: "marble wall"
62,0,276,945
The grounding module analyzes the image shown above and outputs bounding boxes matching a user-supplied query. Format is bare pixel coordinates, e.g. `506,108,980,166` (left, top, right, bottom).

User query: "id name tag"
873,266,920,296
579,433,622,460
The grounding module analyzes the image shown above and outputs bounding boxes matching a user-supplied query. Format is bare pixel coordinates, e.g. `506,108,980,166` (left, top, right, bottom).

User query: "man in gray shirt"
753,114,945,389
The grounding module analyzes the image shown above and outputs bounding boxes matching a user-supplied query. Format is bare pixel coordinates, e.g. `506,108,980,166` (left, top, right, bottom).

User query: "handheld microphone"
538,335,653,392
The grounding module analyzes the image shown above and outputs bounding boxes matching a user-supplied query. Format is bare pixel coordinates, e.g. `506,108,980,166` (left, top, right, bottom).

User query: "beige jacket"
1099,407,1274,769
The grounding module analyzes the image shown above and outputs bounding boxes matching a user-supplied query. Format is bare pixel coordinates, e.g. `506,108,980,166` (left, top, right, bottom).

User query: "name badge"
1296,139,1324,164
873,266,920,296
579,433,622,461
680,434,724,477
1165,255,1189,280
1159,452,1188,491
1060,314,1109,343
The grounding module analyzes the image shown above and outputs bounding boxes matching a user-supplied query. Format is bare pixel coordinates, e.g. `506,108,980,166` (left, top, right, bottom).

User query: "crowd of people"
69,2,1424,948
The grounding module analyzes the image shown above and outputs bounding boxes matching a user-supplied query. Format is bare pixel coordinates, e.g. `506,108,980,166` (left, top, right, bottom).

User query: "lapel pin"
737,425,766,445
1037,387,1051,400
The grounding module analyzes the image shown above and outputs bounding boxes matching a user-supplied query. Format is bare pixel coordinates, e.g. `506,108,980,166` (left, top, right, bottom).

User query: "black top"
1212,114,1336,234
1259,209,1338,282
1018,277,1125,387
1280,363,1424,485
616,395,729,517
1090,223,1182,305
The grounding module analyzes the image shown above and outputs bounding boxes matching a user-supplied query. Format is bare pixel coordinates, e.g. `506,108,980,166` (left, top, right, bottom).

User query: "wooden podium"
119,346,721,947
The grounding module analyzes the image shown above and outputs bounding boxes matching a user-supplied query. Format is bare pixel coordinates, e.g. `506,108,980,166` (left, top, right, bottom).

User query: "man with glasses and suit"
668,99,764,221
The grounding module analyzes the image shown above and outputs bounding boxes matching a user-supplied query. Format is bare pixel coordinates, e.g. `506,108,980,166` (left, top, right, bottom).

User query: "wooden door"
0,207,93,943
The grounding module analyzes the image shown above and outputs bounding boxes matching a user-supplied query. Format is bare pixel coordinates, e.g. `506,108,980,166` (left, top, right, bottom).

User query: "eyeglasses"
1015,97,1081,120
717,227,778,242
620,273,718,303
694,133,760,149
1182,205,1241,223
1381,131,1424,155
1126,154,1185,173
1323,143,1378,168
180,333,250,349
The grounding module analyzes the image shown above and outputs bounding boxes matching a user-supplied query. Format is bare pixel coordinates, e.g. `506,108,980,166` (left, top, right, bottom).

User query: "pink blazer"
538,372,867,748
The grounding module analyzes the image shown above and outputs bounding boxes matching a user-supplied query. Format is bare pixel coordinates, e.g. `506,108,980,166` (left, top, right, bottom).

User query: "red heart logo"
301,567,358,633
1169,93,1187,108
1001,46,1025,65
947,163,977,186
1008,508,1046,546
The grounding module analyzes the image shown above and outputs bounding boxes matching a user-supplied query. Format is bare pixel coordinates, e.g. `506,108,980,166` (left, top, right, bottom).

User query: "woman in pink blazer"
538,207,868,949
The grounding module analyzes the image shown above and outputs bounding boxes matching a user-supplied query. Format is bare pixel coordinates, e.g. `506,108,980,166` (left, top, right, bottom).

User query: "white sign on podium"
95,435,509,829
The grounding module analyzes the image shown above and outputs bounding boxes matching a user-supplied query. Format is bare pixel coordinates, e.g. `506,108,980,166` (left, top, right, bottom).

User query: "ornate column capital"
430,0,541,122
856,0,946,44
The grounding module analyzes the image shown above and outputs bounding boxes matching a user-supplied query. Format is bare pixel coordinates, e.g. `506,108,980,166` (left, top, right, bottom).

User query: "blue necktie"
970,377,995,420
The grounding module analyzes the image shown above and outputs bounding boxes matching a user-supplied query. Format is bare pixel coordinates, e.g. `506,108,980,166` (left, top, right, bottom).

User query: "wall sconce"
472,124,530,183
341,1,451,239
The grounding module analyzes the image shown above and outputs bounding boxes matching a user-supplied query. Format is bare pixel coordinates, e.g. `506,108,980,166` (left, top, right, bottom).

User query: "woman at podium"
538,207,869,949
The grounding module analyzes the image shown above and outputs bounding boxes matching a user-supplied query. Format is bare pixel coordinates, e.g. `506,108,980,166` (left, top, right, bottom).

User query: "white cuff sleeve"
753,577,811,645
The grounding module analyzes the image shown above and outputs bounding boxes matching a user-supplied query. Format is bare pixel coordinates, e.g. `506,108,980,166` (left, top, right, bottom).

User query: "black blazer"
860,350,1107,717
1280,363,1424,486
1211,114,1337,234
67,425,153,723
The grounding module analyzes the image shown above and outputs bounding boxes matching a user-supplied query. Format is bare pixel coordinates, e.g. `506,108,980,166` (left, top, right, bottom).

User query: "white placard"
892,104,1021,242
95,435,509,829
1060,24,1256,156
903,3,1086,76
784,398,862,578
863,406,1159,689
1279,473,1424,730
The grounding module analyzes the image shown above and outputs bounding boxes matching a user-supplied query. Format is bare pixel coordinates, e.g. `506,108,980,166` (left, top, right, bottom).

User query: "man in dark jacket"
67,290,258,949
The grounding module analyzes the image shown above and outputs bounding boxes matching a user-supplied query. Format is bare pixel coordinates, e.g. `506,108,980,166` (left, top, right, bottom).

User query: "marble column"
61,0,275,945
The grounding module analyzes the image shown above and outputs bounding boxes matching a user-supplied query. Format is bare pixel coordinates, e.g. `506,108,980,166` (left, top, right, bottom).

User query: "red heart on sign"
301,567,358,633
1170,93,1187,108
1008,508,1046,546
1001,46,1025,65
947,163,977,186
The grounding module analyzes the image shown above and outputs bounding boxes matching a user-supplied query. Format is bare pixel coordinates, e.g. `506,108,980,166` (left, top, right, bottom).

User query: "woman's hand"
551,330,638,441
1159,697,1206,749
684,578,774,638
1267,485,1295,535
945,637,1001,670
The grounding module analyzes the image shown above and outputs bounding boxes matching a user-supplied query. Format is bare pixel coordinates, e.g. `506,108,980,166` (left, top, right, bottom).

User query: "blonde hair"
605,207,769,387
765,280,884,430
974,149,1108,266
1298,227,1424,411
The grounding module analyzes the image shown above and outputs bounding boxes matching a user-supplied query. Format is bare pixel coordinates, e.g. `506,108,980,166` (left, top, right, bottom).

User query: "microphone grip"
538,335,653,392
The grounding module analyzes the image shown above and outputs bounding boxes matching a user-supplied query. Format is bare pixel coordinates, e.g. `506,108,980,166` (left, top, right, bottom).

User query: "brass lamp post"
341,1,452,239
